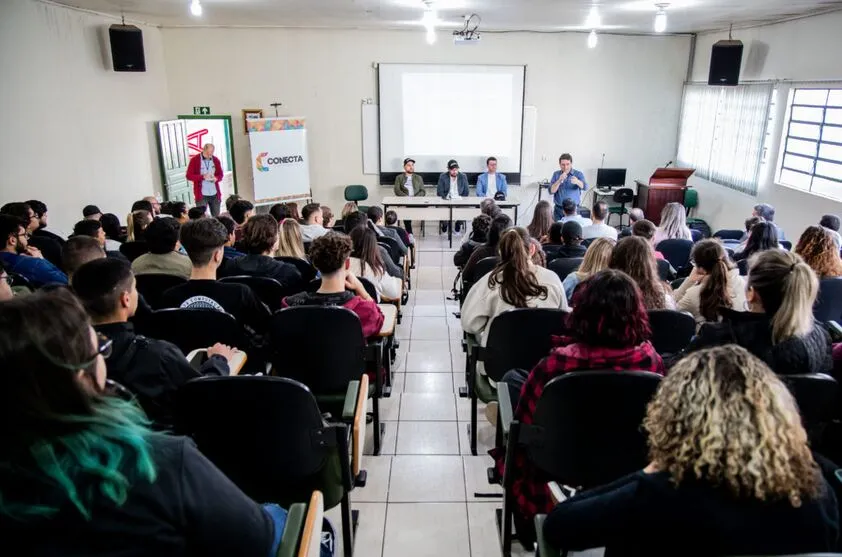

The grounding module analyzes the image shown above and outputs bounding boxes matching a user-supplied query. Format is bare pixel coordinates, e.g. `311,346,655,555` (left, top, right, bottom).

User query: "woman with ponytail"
462,227,566,347
0,289,282,555
674,240,746,327
683,249,832,376
126,209,152,242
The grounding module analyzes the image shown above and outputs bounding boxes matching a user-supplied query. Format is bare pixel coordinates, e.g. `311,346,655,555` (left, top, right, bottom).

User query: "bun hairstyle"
489,227,548,308
691,240,735,321
747,250,818,344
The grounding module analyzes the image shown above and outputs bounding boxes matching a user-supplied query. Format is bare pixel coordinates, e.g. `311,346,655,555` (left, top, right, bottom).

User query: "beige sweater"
131,251,192,280
674,267,746,327
461,265,567,346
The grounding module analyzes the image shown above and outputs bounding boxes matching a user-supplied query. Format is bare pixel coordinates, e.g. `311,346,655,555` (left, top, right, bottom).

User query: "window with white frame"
677,83,774,196
777,88,842,200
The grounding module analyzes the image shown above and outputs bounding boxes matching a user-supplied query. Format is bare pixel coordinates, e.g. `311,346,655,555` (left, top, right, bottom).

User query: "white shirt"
405,173,414,196
448,176,461,200
461,264,568,346
299,223,329,242
582,222,619,241
349,257,402,300
486,173,497,198
560,214,593,228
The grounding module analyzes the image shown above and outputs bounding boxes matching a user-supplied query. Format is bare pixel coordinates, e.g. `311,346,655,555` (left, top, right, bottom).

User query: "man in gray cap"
437,159,469,234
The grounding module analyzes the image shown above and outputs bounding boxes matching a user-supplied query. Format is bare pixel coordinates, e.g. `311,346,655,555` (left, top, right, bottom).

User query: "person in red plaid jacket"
492,269,665,540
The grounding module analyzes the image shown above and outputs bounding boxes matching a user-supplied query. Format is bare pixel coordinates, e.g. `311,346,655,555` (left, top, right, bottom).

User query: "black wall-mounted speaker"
708,39,743,86
109,24,146,72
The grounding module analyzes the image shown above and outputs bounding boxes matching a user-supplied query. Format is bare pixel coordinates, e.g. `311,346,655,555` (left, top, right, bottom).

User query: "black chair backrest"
656,258,675,282
814,278,842,323
275,256,317,283
713,229,744,241
738,258,749,276
119,241,149,262
302,241,312,255
386,225,411,247
647,309,696,355
779,374,839,441
135,273,187,309
219,275,287,311
528,370,662,488
269,306,366,393
136,308,246,355
484,308,568,381
612,188,634,204
690,229,703,243
581,238,595,248
176,376,343,506
780,240,793,251
8,271,32,290
357,276,378,300
473,256,499,282
548,257,584,282
377,236,403,265
655,239,694,272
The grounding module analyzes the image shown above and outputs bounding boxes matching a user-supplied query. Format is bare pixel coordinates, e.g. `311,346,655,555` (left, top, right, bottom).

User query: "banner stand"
247,117,311,204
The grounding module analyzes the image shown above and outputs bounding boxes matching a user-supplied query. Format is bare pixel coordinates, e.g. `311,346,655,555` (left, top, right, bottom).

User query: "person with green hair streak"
0,288,286,555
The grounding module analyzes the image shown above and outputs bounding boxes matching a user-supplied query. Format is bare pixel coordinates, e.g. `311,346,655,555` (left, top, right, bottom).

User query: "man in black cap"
437,159,469,234
83,205,102,221
393,157,425,234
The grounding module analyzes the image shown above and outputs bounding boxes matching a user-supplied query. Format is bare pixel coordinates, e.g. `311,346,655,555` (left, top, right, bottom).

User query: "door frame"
177,114,239,194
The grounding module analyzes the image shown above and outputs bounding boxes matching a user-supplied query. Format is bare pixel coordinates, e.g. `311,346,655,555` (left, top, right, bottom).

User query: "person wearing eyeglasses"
0,288,283,555
72,257,236,429
0,214,67,286
0,201,64,267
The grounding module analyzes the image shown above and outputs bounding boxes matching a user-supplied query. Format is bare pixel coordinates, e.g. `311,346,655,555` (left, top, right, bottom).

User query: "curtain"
677,83,773,195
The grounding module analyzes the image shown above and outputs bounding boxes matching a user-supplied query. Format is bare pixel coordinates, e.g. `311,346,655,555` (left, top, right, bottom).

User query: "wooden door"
156,119,192,204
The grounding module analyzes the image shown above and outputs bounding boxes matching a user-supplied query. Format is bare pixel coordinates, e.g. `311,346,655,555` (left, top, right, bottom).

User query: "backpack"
687,218,712,239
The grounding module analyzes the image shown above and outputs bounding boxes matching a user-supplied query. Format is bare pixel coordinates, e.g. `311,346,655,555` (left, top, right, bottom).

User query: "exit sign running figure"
193,106,211,115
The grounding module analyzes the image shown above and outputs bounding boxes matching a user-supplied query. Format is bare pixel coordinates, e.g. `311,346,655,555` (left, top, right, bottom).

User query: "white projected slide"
402,73,513,157
379,64,525,173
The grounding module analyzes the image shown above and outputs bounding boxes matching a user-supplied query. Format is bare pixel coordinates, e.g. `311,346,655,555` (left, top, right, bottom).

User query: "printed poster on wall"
247,117,311,204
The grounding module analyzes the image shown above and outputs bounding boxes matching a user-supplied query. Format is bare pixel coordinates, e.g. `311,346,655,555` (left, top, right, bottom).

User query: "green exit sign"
193,106,211,115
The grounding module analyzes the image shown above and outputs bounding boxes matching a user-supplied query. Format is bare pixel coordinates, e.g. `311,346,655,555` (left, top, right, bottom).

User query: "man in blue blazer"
475,156,508,199
437,159,469,233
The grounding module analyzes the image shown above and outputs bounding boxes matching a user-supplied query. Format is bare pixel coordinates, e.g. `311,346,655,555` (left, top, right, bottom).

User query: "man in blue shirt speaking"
549,153,588,221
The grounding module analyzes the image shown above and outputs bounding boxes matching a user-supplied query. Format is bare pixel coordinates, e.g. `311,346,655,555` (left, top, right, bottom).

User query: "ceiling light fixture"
585,5,601,29
654,4,669,33
190,0,202,17
587,29,598,48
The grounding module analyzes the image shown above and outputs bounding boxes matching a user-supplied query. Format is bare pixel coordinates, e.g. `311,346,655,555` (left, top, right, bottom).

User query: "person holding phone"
549,153,588,222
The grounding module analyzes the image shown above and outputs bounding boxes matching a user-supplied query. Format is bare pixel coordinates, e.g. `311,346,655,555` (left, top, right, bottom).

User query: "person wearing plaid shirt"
491,269,665,539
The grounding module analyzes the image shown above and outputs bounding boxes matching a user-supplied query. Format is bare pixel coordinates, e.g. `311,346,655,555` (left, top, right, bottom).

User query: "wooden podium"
634,168,695,225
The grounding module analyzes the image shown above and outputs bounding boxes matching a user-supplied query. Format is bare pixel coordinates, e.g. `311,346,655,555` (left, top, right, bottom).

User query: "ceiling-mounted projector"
453,13,481,45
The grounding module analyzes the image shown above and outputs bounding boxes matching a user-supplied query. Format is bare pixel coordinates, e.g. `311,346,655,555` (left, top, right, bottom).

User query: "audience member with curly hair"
796,225,842,279
543,345,838,556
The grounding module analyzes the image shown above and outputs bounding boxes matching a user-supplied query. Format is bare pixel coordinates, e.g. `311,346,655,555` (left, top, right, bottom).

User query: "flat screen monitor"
596,168,627,188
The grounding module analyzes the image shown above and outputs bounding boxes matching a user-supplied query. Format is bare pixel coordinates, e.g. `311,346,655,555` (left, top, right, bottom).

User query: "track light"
587,29,598,48
585,5,601,28
654,4,668,33
190,0,202,17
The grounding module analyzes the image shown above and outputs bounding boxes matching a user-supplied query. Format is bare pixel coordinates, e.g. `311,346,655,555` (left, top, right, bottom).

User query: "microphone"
664,160,673,168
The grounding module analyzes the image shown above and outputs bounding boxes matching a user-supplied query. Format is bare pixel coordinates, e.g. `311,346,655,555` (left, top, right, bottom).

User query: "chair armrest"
534,514,561,557
498,383,515,437
828,321,842,342
350,375,369,478
186,349,206,370
342,380,362,422
299,491,324,557
276,503,306,557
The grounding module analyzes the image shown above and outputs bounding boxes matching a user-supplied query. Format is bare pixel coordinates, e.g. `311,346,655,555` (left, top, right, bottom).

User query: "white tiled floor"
348,233,508,557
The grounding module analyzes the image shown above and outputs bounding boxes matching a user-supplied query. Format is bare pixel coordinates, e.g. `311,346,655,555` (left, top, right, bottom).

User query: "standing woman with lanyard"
549,153,588,222
393,157,425,234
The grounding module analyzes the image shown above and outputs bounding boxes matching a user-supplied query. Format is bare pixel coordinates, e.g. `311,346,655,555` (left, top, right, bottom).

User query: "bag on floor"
687,218,712,239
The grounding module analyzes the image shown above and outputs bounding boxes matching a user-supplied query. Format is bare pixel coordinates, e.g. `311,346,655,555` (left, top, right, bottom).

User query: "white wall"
0,0,171,235
162,28,690,216
685,11,842,237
